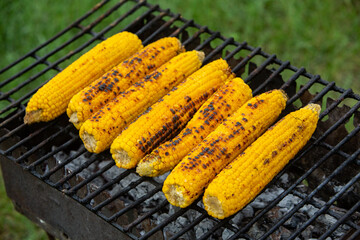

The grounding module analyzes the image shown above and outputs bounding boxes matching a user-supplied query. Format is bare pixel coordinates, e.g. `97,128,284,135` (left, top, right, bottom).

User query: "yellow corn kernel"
24,31,143,124
203,104,320,219
67,37,184,129
137,77,252,177
80,50,204,153
163,89,288,208
112,59,235,169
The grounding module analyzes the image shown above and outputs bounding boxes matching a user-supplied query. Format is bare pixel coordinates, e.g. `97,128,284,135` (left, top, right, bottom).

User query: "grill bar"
286,75,320,105
232,47,262,74
246,54,276,82
4,121,57,155
107,185,162,222
142,14,181,45
139,207,189,240
291,189,358,228
202,37,234,64
40,147,87,180
289,171,360,239
260,126,360,239
58,155,110,190
1,1,359,239
80,169,133,204
123,200,169,232
26,137,79,170
230,103,360,239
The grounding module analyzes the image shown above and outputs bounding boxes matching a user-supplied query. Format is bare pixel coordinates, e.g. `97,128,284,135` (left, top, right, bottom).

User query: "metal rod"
143,13,181,45
260,127,360,240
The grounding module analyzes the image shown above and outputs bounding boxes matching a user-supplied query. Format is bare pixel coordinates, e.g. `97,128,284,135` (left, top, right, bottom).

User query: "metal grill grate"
1,0,360,239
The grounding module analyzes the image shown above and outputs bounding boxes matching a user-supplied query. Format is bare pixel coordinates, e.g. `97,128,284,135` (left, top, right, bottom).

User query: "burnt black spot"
184,96,192,102
98,83,107,91
272,151,278,157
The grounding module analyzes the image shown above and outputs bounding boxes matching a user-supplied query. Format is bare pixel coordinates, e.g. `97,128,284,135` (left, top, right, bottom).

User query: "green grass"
0,0,359,238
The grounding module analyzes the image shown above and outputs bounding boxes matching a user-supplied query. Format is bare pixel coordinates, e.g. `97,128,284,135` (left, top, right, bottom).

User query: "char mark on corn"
24,31,143,124
79,50,204,153
136,77,253,177
203,104,321,219
67,37,184,129
162,89,288,208
111,58,235,170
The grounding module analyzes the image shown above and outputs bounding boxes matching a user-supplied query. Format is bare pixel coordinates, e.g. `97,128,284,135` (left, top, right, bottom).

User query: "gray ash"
52,150,358,240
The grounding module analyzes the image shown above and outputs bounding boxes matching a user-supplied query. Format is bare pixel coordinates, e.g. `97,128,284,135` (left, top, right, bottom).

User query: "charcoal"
300,204,319,218
248,222,266,239
153,172,170,184
88,177,104,193
251,187,283,208
144,192,166,209
108,183,122,197
241,205,254,218
277,194,301,210
156,213,170,225
221,228,234,240
128,181,155,199
230,211,244,226
120,173,140,188
284,212,307,230
163,216,190,239
53,147,68,165
195,218,214,239
100,161,125,182
279,173,289,185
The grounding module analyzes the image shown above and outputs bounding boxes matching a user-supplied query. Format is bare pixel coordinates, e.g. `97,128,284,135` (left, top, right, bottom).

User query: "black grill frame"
1,0,360,239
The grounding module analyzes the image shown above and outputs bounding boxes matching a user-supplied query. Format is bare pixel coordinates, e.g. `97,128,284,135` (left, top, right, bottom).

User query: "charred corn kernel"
137,77,252,177
80,51,204,153
163,89,288,208
204,104,320,219
112,59,234,169
67,37,184,129
24,32,142,124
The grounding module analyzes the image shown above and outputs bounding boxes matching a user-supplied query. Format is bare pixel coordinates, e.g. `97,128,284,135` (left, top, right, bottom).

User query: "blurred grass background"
0,0,359,239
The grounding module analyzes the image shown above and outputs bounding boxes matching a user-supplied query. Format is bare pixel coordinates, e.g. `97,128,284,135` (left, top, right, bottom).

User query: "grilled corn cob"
137,77,252,177
203,104,320,219
24,31,142,124
163,89,288,208
111,59,234,169
80,50,204,153
67,37,184,129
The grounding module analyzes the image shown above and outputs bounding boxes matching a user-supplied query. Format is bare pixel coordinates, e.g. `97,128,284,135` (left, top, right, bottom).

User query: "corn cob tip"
304,103,321,115
69,112,83,129
69,112,78,124
24,109,42,124
112,149,133,169
164,184,187,208
203,195,225,219
196,51,205,63
278,89,289,101
81,131,97,153
175,38,185,52
136,154,161,177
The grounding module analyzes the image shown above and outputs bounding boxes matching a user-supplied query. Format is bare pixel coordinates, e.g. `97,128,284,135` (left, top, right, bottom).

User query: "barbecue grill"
1,0,359,239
